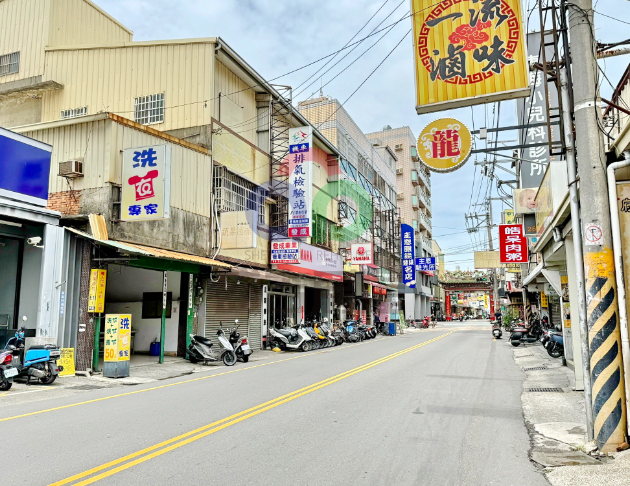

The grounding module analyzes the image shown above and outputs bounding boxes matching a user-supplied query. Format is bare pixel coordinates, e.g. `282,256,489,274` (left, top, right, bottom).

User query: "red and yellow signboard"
411,0,529,113
417,118,472,172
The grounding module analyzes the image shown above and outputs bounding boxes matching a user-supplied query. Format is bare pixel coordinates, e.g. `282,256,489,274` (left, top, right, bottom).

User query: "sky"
97,0,630,270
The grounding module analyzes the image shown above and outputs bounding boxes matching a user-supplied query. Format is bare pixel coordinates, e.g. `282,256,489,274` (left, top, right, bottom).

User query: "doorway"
0,236,23,331
268,289,296,328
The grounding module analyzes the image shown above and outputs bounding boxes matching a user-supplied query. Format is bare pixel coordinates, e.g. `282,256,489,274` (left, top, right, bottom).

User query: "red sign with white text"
499,224,528,264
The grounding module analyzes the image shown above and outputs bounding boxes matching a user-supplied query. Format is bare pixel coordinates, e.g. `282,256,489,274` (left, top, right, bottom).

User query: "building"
431,240,445,318
1,0,345,369
297,96,400,326
366,126,433,321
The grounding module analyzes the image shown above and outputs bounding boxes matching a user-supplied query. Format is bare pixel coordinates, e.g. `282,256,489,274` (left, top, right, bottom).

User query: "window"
412,220,419,231
213,165,267,225
134,93,165,125
0,52,19,76
61,106,88,119
312,214,331,248
142,292,172,319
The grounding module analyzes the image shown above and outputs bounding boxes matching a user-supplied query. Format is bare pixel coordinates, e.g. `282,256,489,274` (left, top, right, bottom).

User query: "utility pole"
486,200,499,317
568,0,627,451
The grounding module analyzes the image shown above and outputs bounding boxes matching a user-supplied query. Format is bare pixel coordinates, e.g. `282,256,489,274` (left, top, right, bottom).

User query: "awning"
230,266,292,283
522,262,544,286
66,227,231,273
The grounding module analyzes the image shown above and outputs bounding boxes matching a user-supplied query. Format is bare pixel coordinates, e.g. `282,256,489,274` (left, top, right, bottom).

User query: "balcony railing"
418,187,431,215
418,210,432,235
420,233,432,251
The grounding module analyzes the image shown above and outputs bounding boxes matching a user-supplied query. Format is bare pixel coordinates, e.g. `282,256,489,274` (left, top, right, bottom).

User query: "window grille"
312,214,331,248
61,106,88,119
213,165,267,225
0,52,19,76
134,93,165,125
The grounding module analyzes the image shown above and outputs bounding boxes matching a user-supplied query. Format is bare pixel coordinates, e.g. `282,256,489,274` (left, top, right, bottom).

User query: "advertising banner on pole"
121,145,171,221
350,243,373,265
88,269,107,313
417,118,472,172
401,224,416,288
288,127,313,237
410,0,529,114
499,224,528,264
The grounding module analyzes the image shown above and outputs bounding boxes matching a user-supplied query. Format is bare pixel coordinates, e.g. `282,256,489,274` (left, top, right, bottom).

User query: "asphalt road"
0,321,549,486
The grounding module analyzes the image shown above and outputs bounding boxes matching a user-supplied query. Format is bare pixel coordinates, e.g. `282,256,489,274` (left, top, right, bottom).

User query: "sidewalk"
511,341,630,485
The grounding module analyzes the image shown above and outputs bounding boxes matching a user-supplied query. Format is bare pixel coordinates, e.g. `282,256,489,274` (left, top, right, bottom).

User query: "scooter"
509,321,542,347
228,319,253,363
421,317,430,329
492,323,502,339
187,326,237,366
5,327,62,385
0,348,16,391
546,331,564,358
345,320,360,343
268,322,313,352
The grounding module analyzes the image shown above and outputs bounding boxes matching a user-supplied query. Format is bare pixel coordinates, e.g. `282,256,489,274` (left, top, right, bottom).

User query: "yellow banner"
88,269,107,313
411,0,529,114
58,348,75,376
541,291,548,308
104,314,132,362
504,210,515,224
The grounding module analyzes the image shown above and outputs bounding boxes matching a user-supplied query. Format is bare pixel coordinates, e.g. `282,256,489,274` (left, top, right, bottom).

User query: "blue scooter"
546,331,564,358
5,327,63,385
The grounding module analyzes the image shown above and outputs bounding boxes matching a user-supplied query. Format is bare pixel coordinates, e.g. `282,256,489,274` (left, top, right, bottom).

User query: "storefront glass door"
269,292,296,328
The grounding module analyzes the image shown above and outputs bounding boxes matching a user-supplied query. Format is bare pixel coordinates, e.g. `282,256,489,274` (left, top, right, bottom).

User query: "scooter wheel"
0,380,12,391
189,356,199,364
548,346,563,358
40,374,57,385
510,340,521,347
301,342,310,352
222,351,237,366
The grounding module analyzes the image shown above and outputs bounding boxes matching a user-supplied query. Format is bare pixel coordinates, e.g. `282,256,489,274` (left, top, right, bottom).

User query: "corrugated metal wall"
56,231,83,350
214,60,257,145
42,42,215,129
49,0,132,46
0,0,51,84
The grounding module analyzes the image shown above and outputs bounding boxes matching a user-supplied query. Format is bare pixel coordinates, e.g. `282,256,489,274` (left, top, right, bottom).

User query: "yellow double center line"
50,331,454,486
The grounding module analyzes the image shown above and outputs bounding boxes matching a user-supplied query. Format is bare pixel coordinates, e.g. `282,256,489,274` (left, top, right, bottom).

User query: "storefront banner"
401,223,416,288
270,240,300,264
499,224,528,264
417,118,472,173
104,314,131,362
445,293,452,316
88,269,107,313
121,144,171,221
504,210,515,224
541,291,548,308
350,242,373,265
411,0,529,114
275,241,343,281
415,257,436,271
484,293,490,310
288,127,313,237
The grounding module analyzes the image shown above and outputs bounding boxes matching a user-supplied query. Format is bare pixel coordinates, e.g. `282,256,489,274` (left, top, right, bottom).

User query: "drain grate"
525,387,563,393
71,384,107,391
523,366,548,371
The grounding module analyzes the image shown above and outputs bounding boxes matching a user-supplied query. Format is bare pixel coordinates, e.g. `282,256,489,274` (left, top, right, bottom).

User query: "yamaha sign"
350,243,373,265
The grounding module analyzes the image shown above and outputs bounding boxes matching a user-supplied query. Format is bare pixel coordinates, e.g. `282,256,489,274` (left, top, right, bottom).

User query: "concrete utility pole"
568,0,628,451
486,202,499,316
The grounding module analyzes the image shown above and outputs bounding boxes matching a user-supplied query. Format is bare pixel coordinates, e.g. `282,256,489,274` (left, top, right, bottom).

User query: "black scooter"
228,319,253,363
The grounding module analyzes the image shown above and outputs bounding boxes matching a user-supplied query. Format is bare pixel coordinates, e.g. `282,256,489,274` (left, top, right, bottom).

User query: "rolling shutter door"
248,284,263,350
206,280,249,346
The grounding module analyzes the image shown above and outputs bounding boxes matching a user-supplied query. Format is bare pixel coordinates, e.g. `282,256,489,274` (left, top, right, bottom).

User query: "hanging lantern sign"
417,118,472,173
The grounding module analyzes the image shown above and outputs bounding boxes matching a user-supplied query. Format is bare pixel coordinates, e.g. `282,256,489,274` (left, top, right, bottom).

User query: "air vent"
394,144,403,151
396,168,403,175
59,159,84,178
397,193,404,200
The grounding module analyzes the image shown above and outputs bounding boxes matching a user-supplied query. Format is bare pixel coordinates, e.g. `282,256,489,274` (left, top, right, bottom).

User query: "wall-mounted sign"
504,210,515,224
104,314,131,362
415,257,436,271
270,240,300,264
541,291,548,308
401,224,415,288
418,118,472,172
350,243,373,265
274,241,343,281
288,127,313,237
88,269,107,313
122,145,171,221
499,224,528,264
411,0,529,114
474,251,502,269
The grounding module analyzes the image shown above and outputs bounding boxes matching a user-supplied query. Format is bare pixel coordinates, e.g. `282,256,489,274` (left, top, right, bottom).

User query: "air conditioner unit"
396,168,403,175
394,144,403,151
397,193,404,200
58,159,84,178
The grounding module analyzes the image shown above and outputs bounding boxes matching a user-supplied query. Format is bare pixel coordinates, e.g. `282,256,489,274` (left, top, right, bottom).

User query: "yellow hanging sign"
541,291,548,308
417,118,472,173
411,0,529,114
88,269,107,313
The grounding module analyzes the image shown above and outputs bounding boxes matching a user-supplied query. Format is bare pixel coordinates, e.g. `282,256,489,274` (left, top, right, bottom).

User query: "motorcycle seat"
28,344,57,350
276,329,294,337
193,335,213,346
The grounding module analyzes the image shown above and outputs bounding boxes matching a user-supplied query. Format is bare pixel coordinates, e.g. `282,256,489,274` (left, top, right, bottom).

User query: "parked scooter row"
491,313,564,359
2,327,63,386
187,319,252,367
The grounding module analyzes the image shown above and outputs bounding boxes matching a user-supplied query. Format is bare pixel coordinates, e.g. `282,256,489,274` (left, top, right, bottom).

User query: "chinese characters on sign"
121,145,171,221
270,240,300,264
350,243,373,265
415,257,436,271
411,0,529,114
401,224,416,288
418,118,472,172
88,269,106,313
288,127,313,237
499,224,528,264
104,314,132,362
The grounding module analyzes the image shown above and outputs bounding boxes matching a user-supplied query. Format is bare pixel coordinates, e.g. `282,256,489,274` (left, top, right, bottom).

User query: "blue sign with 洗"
401,223,415,288
415,257,436,271
0,128,52,204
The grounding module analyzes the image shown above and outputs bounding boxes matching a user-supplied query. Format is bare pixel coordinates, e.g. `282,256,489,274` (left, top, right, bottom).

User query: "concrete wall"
0,96,42,128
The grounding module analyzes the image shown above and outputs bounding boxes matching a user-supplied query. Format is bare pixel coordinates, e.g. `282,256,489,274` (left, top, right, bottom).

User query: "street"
0,321,548,486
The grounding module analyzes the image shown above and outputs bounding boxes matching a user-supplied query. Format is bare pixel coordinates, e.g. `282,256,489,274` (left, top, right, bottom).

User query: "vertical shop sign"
88,269,107,313
484,293,490,310
541,291,548,308
499,224,528,264
401,224,416,288
121,144,171,221
288,127,313,237
104,314,131,362
411,0,529,114
445,293,452,317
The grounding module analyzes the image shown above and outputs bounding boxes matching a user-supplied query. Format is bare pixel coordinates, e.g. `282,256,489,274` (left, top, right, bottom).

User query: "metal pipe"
606,150,630,424
560,67,594,440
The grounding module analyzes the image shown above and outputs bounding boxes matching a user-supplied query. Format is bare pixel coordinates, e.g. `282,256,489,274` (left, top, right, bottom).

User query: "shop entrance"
268,286,296,328
0,236,22,332
305,287,325,322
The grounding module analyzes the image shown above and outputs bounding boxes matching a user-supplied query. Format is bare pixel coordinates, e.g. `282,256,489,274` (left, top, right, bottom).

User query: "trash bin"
389,322,396,336
150,341,161,356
